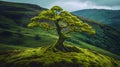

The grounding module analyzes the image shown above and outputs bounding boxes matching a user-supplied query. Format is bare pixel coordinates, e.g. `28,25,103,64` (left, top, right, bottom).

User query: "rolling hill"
72,9,120,30
0,1,46,28
0,1,120,56
0,1,52,47
0,0,120,62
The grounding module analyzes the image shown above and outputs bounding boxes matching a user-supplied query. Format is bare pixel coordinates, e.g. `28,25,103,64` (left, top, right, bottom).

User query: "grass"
1,27,120,60
0,45,120,67
67,38,120,60
0,44,30,50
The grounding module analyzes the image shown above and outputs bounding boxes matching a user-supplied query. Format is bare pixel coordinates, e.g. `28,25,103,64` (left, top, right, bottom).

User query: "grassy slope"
77,17,120,55
0,44,30,50
0,46,120,67
0,0,120,61
0,1,50,47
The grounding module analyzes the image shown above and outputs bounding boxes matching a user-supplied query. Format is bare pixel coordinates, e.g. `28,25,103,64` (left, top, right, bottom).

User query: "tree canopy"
28,6,95,34
28,6,95,51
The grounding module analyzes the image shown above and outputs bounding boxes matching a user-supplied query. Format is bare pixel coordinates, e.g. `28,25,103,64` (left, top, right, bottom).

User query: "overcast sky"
1,0,120,11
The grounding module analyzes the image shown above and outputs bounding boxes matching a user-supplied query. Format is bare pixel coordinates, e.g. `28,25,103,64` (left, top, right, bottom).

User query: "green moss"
0,45,120,67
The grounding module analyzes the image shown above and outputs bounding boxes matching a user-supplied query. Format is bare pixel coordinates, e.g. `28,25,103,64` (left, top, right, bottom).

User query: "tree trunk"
53,22,67,51
54,33,67,50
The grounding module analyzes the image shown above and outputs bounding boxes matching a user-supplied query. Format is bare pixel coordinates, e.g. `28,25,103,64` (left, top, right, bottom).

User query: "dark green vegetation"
0,1,120,67
72,9,120,30
0,1,50,48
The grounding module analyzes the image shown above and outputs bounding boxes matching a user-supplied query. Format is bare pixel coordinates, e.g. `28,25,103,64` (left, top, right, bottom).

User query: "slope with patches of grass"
0,45,120,67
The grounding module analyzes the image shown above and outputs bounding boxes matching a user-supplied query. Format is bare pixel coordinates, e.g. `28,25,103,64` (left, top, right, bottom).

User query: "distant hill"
0,1,120,60
72,9,120,30
0,1,46,28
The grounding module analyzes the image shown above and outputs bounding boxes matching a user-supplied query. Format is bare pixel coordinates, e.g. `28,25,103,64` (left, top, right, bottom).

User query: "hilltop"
0,46,120,67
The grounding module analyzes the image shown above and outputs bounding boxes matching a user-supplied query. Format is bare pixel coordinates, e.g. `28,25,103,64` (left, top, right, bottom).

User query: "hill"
74,17,120,55
0,1,120,67
0,46,120,67
0,1,46,28
0,0,120,63
0,1,120,56
0,1,52,48
72,9,120,30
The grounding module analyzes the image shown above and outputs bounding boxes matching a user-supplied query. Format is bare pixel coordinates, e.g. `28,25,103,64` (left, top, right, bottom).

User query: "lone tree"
28,6,95,51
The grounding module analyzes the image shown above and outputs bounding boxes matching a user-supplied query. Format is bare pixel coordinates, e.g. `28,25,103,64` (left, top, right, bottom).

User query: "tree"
28,6,95,51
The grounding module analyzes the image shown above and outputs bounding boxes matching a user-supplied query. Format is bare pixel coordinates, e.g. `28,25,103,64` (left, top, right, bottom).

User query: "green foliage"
28,5,95,35
51,6,63,12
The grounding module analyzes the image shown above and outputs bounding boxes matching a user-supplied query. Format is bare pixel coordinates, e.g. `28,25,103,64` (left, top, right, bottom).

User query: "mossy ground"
0,45,120,67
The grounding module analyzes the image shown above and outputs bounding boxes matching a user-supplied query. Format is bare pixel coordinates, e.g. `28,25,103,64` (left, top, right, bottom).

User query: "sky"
1,0,120,11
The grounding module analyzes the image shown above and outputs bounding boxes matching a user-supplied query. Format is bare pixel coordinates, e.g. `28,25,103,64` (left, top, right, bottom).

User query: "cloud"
1,0,120,11
47,1,113,11
89,0,120,6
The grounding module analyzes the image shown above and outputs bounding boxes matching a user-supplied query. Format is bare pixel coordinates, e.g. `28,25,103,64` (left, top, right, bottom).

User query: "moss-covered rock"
0,45,120,67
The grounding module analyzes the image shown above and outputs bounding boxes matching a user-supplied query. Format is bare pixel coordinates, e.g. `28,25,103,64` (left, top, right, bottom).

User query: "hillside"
0,1,46,28
72,9,120,30
0,1,120,67
0,1,120,56
0,0,120,60
0,1,51,48
0,46,120,67
75,17,120,55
